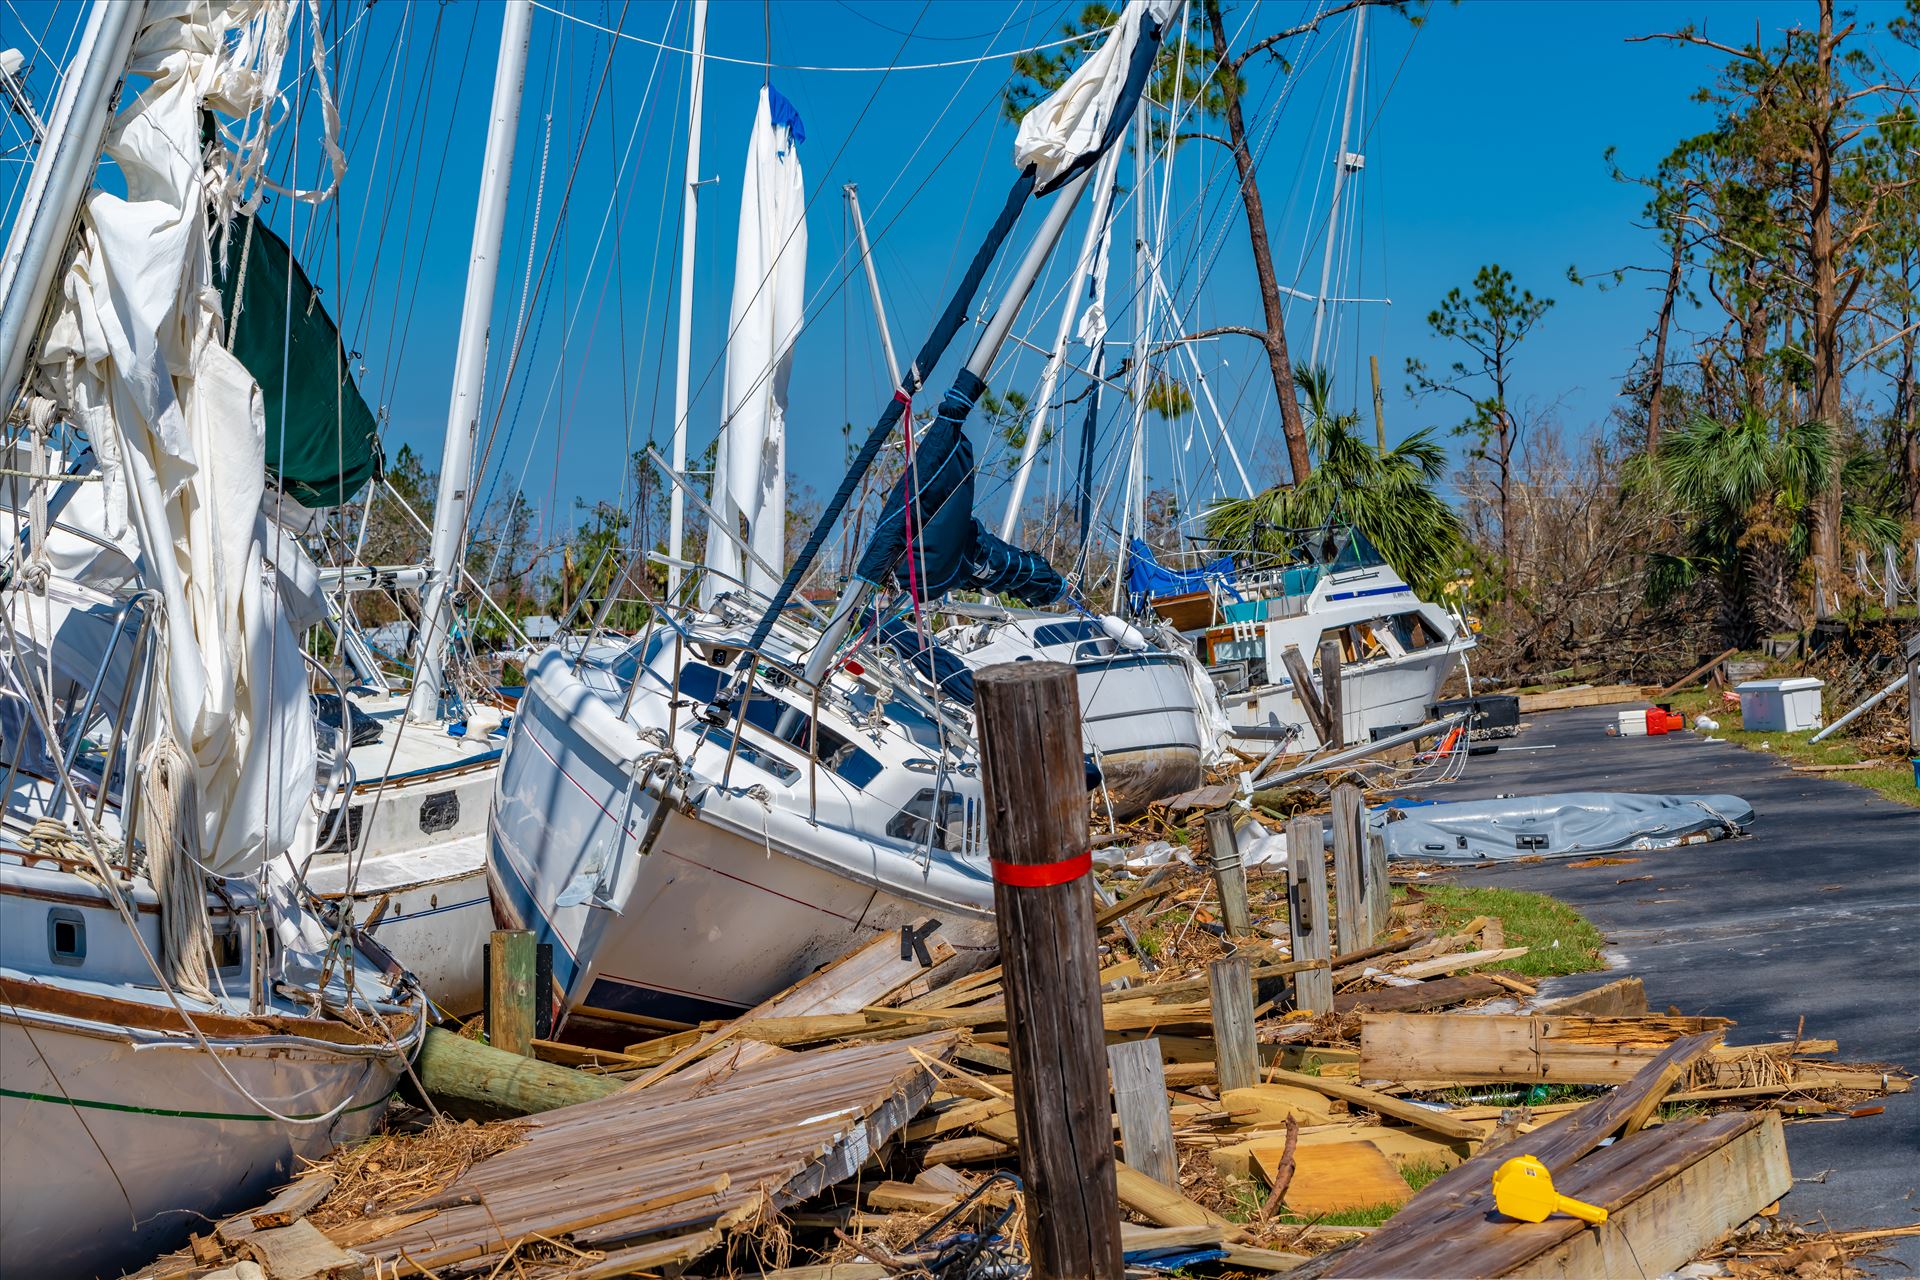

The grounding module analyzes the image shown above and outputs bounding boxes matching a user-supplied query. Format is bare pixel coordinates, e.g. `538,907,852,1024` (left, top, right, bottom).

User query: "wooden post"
1285,816,1333,1014
1209,956,1259,1092
1204,809,1252,938
1907,636,1918,752
1331,783,1369,953
1365,828,1392,941
1108,1039,1178,1188
487,928,537,1057
415,1026,619,1119
1370,354,1387,455
975,661,1124,1280
1318,636,1346,750
1280,644,1333,746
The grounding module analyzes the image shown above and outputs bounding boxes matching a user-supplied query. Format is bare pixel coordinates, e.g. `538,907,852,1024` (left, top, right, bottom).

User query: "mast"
1114,110,1151,612
666,0,709,601
1308,5,1366,370
844,183,899,386
0,0,145,407
408,0,533,722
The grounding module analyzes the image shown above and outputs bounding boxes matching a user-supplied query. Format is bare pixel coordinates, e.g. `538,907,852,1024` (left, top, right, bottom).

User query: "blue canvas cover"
1126,539,1241,612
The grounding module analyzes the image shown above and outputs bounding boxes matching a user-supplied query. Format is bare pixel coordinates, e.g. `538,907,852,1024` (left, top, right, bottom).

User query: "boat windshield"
1328,526,1389,574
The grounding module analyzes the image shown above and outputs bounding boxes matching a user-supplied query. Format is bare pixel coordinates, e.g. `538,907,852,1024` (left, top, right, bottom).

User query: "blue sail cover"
1127,539,1241,611
877,615,976,704
855,370,1066,607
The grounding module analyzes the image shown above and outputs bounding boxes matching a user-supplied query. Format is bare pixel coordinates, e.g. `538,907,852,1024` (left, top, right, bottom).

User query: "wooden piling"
1318,637,1346,750
1280,645,1333,746
1331,783,1369,953
487,928,538,1058
1209,956,1259,1092
1366,828,1392,941
975,661,1124,1280
1285,816,1334,1014
1204,809,1252,939
1108,1038,1178,1188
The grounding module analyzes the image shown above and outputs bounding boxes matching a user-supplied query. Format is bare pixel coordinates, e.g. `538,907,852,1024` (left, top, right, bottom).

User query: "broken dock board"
1358,1012,1732,1086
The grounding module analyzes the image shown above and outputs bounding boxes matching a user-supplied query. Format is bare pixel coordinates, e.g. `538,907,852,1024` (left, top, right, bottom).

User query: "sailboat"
491,0,1175,1028
0,4,423,1274
285,3,543,1021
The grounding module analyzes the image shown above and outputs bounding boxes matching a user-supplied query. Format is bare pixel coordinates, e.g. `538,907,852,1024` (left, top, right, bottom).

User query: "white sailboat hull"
0,991,406,1279
1076,650,1205,814
490,651,997,1028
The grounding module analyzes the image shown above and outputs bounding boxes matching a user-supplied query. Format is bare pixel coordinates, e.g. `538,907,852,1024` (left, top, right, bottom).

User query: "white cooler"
1734,677,1824,733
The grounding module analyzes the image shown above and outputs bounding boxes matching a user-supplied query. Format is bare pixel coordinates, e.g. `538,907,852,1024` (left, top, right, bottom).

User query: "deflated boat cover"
1375,792,1754,863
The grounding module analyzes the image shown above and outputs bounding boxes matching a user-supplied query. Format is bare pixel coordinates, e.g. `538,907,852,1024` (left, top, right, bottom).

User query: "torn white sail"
31,1,326,876
702,85,807,606
1014,0,1176,187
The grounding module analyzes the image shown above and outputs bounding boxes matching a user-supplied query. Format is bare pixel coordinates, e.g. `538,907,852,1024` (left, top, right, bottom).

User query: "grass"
1666,685,1918,808
1243,1158,1453,1229
1400,884,1608,980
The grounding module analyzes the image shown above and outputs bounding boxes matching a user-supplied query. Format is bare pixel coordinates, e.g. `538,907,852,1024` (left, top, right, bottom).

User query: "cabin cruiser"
1140,527,1475,749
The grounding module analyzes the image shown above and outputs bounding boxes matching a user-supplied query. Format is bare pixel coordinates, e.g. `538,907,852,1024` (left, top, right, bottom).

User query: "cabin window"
887,787,967,853
1386,612,1439,652
695,726,799,783
1031,620,1105,649
47,907,85,966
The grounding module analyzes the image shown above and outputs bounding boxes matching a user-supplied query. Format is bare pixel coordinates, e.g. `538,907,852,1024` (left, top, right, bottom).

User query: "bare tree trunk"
1205,0,1310,486
1808,0,1844,607
1740,265,1768,414
1646,225,1686,452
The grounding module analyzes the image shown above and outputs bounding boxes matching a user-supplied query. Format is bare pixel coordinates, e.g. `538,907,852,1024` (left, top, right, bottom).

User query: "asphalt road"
1397,704,1920,1267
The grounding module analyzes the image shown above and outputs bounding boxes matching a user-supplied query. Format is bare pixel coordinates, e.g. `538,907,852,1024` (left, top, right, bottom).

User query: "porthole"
47,907,85,966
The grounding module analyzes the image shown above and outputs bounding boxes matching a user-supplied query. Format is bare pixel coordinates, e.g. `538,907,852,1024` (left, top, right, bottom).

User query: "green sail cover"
217,215,381,507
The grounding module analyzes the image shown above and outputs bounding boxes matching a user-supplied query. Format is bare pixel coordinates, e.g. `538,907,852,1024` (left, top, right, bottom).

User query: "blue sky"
5,0,1901,557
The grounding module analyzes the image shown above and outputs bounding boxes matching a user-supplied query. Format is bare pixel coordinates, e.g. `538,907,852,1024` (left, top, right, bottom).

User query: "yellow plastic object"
1491,1155,1609,1225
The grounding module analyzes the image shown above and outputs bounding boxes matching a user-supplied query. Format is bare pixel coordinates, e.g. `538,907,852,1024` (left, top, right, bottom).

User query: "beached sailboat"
491,0,1175,1028
0,4,423,1273
1135,525,1476,748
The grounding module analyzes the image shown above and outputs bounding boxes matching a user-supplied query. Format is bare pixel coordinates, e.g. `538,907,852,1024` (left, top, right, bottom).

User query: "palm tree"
1204,367,1466,594
1636,410,1903,637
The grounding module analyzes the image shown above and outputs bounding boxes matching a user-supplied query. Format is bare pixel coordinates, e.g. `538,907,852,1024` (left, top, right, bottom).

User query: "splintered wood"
144,854,1911,1280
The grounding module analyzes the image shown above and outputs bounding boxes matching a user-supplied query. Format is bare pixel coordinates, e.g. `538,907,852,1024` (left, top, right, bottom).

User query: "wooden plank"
1255,1141,1408,1215
1261,1068,1484,1142
238,1220,363,1280
1331,784,1368,954
1654,646,1739,698
1219,1084,1335,1127
1389,947,1529,981
621,922,955,1091
1209,957,1259,1092
1286,815,1333,1014
248,1174,335,1230
1108,1039,1178,1188
1516,684,1651,713
1333,975,1502,1015
1304,1031,1724,1278
1318,637,1346,749
1535,977,1648,1017
1114,1162,1232,1228
487,928,537,1058
1442,1112,1789,1279
1358,1013,1731,1086
1281,645,1334,745
976,662,1123,1280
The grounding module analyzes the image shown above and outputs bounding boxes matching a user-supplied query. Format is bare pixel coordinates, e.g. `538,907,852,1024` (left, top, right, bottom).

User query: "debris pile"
138,798,1909,1279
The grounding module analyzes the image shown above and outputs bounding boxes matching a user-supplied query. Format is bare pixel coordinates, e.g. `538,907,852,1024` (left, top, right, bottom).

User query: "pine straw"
301,1116,530,1231
1697,1219,1920,1278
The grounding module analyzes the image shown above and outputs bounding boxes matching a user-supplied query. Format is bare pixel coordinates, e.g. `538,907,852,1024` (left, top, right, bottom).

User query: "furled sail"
218,213,381,507
31,1,322,876
702,85,806,606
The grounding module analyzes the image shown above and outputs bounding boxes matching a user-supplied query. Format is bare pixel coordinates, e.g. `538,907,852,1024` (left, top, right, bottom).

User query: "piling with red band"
974,660,1123,1280
989,850,1092,887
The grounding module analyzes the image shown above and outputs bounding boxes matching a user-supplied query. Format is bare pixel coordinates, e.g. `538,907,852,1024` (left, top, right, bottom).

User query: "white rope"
528,1,1115,72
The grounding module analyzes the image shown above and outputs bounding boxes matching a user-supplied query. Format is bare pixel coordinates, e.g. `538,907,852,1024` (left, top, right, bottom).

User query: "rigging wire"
528,0,1115,73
